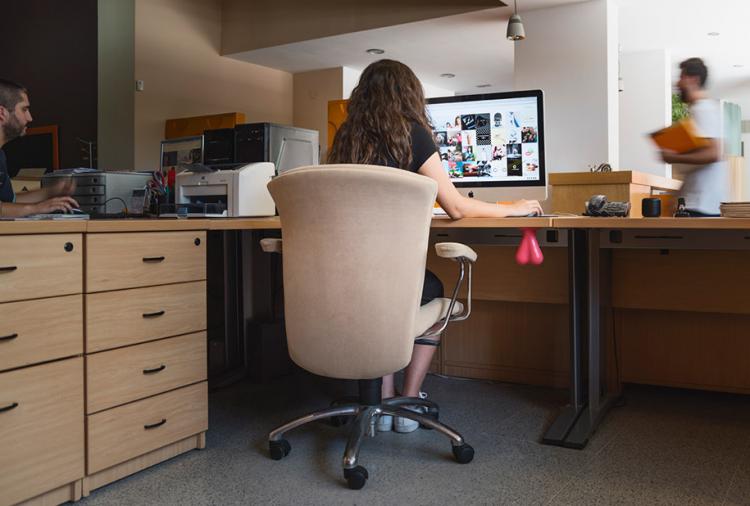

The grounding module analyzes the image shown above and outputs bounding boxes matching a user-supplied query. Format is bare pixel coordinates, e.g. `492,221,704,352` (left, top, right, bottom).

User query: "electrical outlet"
135,80,145,92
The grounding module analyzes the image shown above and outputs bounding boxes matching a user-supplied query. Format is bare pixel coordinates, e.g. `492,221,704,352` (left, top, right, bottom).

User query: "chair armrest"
417,243,478,341
435,242,477,263
260,238,282,253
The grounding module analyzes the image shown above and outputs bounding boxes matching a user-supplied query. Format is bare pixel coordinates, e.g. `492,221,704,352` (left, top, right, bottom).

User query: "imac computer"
426,89,547,203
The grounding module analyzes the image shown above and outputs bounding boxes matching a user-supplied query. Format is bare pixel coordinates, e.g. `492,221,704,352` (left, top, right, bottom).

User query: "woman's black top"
377,124,443,305
379,124,439,173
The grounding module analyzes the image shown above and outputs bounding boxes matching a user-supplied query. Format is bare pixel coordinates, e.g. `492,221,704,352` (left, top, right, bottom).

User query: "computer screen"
426,90,547,202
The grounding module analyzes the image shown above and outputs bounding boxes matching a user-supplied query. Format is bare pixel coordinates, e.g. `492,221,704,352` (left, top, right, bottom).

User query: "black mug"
641,198,661,218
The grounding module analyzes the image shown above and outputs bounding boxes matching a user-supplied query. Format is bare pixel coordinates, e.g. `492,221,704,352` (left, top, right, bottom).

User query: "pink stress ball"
515,228,544,265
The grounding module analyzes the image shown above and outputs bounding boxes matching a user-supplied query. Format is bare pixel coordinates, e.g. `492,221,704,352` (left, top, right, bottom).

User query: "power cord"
102,197,129,215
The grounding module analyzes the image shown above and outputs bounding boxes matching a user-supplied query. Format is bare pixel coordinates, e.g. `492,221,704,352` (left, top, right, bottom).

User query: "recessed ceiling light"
365,48,384,55
476,84,492,88
440,73,456,78
707,31,720,36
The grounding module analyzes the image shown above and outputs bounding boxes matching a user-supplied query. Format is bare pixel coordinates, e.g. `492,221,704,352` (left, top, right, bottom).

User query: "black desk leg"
542,229,617,449
542,229,587,446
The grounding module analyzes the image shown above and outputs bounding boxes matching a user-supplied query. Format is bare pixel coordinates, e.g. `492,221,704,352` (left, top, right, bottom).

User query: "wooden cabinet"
86,332,207,413
87,382,208,474
0,356,84,506
86,231,206,292
86,282,206,352
0,232,85,506
82,231,208,496
0,295,83,372
0,227,207,505
0,234,82,302
549,171,681,217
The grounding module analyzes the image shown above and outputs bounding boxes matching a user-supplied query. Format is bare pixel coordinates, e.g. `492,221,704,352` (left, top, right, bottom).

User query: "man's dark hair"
679,58,708,88
0,78,28,111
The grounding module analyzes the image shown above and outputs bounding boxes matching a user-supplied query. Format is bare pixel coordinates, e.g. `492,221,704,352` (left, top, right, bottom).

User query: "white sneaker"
376,414,393,432
394,405,426,433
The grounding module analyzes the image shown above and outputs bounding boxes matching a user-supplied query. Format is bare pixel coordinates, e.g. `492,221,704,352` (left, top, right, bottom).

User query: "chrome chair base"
267,396,474,490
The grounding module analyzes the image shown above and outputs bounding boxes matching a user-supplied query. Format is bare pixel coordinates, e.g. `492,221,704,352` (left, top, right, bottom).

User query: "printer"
175,162,275,217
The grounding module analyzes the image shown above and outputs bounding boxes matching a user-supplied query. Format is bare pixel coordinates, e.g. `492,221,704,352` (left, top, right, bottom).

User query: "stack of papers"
719,202,750,218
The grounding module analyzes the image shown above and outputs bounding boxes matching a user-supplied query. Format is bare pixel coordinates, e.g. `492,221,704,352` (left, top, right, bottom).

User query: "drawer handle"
142,256,165,263
142,310,165,318
0,266,18,273
144,418,167,430
0,333,19,342
0,402,19,413
143,364,166,375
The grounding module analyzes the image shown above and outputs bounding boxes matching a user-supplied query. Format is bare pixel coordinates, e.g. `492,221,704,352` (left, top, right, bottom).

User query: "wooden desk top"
4,216,749,235
553,217,750,230
0,220,88,235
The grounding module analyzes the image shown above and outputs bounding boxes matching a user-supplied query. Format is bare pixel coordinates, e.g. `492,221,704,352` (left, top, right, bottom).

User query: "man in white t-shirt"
660,58,728,216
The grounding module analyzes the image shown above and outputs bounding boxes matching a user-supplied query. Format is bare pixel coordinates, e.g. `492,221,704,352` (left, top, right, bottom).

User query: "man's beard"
679,87,689,104
2,117,25,142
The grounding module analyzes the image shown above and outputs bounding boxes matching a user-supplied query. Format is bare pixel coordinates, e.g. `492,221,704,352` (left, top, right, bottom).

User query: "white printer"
175,162,275,217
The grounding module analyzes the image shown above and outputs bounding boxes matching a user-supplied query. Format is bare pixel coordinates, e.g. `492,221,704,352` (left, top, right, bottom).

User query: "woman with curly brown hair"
328,59,541,433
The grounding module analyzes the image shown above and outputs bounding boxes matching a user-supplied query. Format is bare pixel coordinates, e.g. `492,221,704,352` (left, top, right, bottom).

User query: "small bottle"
674,197,690,217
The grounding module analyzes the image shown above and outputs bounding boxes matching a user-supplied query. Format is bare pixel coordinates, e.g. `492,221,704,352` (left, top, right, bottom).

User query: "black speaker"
641,198,661,218
204,128,235,165
235,123,270,164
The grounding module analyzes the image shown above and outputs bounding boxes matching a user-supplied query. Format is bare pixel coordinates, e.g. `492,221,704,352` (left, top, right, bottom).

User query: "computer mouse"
69,208,85,214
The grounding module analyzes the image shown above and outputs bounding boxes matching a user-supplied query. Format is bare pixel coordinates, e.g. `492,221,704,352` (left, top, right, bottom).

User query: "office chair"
261,164,477,490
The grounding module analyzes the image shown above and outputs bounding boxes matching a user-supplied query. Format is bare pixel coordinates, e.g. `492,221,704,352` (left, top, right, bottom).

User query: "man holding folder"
658,58,727,216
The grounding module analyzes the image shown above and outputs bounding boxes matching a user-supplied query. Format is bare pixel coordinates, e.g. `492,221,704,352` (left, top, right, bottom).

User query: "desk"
543,217,750,449
0,216,553,505
3,216,748,503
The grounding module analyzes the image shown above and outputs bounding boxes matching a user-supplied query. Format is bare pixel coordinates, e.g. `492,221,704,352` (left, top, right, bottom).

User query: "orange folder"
650,118,710,154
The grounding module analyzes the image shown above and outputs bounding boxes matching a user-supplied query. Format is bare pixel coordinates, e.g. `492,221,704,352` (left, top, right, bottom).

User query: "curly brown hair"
327,59,432,170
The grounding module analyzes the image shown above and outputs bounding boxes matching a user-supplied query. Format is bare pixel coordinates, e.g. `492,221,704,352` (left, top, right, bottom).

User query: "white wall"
514,0,619,173
133,0,293,170
619,50,672,177
342,67,360,99
339,66,454,100
293,68,344,161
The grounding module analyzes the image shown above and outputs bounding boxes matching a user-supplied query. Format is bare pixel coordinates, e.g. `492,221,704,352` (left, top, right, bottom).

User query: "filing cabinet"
82,231,208,497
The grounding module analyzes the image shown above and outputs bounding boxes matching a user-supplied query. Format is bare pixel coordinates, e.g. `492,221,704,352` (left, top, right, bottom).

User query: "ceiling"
229,0,750,113
228,0,590,94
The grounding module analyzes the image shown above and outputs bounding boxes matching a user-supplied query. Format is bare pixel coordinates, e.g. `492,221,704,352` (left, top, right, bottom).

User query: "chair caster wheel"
452,443,474,464
269,439,291,460
343,465,368,490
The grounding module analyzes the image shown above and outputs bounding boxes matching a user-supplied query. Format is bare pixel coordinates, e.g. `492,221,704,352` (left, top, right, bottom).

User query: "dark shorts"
421,269,444,306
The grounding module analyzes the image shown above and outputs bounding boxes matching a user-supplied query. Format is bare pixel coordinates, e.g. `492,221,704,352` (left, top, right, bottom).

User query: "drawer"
86,231,206,292
87,332,207,413
0,295,83,372
0,234,83,303
0,358,84,506
87,381,208,474
86,281,207,352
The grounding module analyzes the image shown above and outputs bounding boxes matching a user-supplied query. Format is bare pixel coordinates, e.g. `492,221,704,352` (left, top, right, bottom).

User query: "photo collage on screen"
429,97,540,183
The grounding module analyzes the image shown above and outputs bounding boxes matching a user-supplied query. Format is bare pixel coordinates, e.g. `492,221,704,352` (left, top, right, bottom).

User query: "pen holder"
516,228,544,265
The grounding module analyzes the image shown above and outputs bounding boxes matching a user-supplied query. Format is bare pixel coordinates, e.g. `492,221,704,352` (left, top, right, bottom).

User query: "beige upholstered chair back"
267,164,438,380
